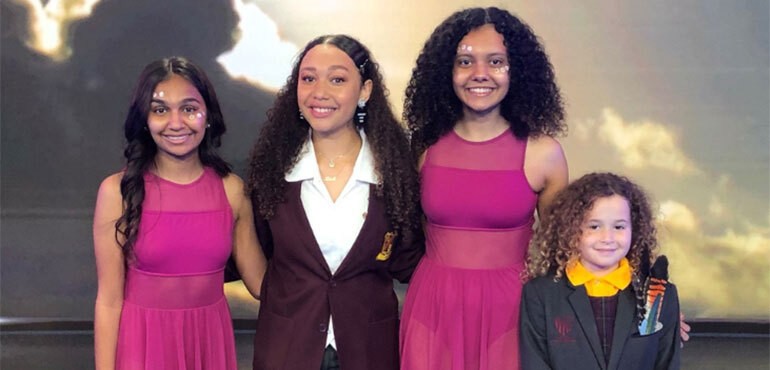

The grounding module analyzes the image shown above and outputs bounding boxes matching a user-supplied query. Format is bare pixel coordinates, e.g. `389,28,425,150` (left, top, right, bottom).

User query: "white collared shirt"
285,130,378,349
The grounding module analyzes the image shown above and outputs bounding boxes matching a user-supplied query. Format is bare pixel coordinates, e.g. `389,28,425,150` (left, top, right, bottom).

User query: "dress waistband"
424,222,532,269
124,267,225,309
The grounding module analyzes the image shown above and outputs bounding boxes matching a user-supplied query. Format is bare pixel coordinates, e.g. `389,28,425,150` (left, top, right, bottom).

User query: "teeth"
469,88,492,94
165,134,190,141
312,107,334,113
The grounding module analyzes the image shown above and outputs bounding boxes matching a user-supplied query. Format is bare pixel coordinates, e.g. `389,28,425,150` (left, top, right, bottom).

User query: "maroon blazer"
251,182,423,370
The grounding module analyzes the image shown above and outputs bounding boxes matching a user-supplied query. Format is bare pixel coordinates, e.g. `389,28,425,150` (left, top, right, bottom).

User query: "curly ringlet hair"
246,34,421,244
117,56,231,260
526,172,659,320
406,7,566,157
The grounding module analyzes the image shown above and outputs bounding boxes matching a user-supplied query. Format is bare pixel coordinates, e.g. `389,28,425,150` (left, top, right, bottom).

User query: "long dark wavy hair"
526,172,659,320
406,7,566,157
116,56,231,259
247,34,421,245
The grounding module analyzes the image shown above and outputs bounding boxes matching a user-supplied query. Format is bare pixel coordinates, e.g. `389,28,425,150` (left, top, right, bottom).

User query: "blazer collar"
567,282,608,370
567,280,639,370
607,288,637,370
283,182,384,278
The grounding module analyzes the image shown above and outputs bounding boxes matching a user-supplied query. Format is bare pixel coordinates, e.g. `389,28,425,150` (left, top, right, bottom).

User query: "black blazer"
245,182,423,370
520,275,680,370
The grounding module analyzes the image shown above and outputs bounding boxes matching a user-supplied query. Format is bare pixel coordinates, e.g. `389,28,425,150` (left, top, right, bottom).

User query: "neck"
152,152,205,184
454,111,509,142
312,125,361,158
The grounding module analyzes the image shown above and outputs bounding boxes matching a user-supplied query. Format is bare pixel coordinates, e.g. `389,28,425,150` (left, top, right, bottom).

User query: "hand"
679,312,690,347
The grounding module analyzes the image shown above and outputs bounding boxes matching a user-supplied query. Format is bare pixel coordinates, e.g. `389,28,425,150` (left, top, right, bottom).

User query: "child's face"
577,194,632,276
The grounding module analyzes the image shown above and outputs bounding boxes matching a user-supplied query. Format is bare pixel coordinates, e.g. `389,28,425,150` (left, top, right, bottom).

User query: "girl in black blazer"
520,172,680,370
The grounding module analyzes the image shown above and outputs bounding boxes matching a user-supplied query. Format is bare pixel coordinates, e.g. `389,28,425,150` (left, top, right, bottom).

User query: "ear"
359,79,373,104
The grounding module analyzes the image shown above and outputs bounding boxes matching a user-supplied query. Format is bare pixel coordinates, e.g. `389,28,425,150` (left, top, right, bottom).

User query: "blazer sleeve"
654,283,682,370
520,279,554,370
387,226,425,283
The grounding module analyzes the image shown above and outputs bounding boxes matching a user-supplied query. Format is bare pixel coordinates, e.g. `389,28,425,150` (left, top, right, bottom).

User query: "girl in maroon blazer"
520,172,681,370
243,34,422,370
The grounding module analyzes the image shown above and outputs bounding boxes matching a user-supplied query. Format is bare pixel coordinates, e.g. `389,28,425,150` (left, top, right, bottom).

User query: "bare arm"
224,174,267,300
525,136,568,217
93,174,126,370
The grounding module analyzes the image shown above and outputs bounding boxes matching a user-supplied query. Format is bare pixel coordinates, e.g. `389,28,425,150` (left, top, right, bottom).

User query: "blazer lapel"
567,284,607,370
607,287,637,370
334,185,383,275
285,182,332,276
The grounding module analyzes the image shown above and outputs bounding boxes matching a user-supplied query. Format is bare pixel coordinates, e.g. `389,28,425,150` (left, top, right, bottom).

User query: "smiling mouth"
467,87,494,95
163,134,192,142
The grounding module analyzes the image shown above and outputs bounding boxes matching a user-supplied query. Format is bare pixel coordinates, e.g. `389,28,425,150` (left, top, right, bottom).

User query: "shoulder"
524,275,563,292
526,135,565,162
97,172,124,200
222,173,247,200
94,172,126,219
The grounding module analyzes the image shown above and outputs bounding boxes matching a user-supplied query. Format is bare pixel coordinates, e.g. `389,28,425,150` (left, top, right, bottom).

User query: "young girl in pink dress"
399,7,569,370
93,57,266,370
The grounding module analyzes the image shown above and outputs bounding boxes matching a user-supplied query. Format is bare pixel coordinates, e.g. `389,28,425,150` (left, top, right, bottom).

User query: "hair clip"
358,59,369,75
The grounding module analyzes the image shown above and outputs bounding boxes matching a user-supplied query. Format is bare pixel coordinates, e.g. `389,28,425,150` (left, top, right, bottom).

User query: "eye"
182,105,199,114
585,223,600,231
490,58,507,66
330,77,346,84
614,224,627,230
455,57,472,68
300,75,315,83
151,106,168,115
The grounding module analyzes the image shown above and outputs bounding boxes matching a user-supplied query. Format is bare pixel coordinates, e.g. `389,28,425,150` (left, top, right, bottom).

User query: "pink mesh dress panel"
400,129,537,370
116,167,237,370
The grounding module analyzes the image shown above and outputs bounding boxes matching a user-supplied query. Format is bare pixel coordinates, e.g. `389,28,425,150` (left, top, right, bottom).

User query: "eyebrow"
299,65,351,72
150,97,202,105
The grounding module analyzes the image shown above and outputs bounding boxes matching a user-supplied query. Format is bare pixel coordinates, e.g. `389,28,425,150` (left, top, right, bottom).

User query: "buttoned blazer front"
251,181,423,370
520,275,681,370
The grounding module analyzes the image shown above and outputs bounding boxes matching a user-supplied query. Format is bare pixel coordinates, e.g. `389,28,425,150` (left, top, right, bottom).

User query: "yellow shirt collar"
566,258,632,297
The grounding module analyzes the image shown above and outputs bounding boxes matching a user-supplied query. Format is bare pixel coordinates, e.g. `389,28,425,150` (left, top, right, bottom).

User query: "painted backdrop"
1,0,768,321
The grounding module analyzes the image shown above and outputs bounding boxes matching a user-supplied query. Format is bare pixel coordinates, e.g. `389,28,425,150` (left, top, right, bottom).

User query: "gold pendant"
328,159,336,168
323,176,336,182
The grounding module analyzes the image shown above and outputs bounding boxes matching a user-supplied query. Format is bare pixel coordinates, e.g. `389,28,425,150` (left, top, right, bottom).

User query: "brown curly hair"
246,34,421,246
526,172,659,320
406,7,566,158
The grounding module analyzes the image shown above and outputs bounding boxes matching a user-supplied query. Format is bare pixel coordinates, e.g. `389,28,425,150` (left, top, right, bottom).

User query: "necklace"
320,161,349,182
315,138,360,169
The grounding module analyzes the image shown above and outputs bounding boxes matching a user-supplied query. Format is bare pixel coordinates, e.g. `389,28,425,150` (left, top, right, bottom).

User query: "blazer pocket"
366,316,399,370
253,310,294,370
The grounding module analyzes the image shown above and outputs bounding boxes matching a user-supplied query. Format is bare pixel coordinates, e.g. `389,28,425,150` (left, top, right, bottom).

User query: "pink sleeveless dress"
400,129,537,370
116,167,237,370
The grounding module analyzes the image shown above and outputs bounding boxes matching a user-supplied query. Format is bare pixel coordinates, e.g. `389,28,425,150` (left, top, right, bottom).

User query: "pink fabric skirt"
400,224,528,370
116,268,237,370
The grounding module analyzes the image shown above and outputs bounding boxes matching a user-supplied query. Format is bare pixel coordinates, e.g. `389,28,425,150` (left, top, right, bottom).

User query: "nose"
311,82,329,100
471,63,490,82
167,110,186,130
600,228,616,243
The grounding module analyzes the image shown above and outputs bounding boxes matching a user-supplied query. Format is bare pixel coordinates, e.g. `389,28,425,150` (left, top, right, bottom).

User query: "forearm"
94,301,122,370
234,252,266,300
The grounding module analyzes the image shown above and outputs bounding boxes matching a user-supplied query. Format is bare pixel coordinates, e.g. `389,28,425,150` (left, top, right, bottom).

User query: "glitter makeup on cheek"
185,111,206,122
493,66,510,74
